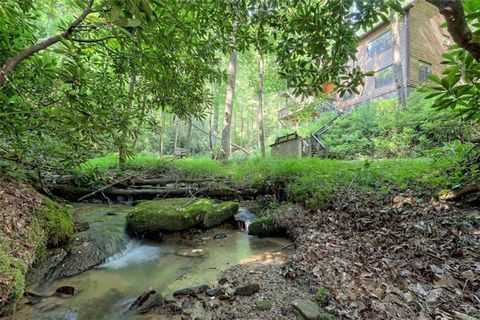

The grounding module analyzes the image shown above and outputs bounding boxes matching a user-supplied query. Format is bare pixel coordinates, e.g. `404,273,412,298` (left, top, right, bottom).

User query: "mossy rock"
315,287,329,306
203,201,239,228
35,198,74,249
126,198,239,239
248,215,285,237
0,254,27,316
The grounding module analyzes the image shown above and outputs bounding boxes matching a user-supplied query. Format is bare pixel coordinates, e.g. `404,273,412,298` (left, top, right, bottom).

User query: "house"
336,0,450,110
273,0,449,157
277,0,450,122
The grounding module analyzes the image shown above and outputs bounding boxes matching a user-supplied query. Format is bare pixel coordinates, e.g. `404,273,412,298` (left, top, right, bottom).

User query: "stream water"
11,204,290,320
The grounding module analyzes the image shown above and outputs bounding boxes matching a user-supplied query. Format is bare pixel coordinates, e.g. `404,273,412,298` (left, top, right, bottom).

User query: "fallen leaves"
276,193,480,319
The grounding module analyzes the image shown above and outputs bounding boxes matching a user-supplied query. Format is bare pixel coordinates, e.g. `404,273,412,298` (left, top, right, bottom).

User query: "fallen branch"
440,181,480,200
131,177,218,186
77,174,136,201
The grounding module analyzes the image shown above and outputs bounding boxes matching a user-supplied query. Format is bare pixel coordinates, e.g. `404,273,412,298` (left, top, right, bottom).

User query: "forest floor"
203,195,480,320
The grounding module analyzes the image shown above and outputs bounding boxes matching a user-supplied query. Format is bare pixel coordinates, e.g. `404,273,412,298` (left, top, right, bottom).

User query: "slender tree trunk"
219,51,237,161
119,47,137,170
211,90,220,159
159,109,165,155
0,0,94,87
173,115,179,151
187,119,193,156
391,13,406,107
257,52,266,157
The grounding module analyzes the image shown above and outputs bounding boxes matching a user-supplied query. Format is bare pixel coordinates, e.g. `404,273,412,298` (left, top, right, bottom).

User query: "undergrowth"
73,150,472,211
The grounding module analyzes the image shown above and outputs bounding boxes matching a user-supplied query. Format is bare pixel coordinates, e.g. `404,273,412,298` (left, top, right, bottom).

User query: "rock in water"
234,284,260,296
175,248,208,257
291,299,320,320
55,286,77,297
126,198,239,240
213,233,227,240
173,284,211,297
130,288,156,311
137,292,165,313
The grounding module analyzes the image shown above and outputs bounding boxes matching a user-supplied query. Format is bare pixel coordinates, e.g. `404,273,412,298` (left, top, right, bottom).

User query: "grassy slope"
75,154,454,211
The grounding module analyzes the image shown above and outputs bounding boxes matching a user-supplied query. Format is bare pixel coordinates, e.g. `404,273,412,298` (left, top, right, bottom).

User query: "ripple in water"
99,240,162,269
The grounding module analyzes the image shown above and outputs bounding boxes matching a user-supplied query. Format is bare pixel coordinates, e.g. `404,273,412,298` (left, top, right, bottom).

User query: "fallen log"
104,186,236,198
131,177,219,186
440,181,480,200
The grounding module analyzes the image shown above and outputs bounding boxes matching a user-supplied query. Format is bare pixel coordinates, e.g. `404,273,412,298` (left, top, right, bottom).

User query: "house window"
375,65,395,88
367,30,392,57
419,61,432,81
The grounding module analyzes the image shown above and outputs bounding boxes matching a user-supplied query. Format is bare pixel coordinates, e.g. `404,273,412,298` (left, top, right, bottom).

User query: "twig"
77,174,136,201
280,242,295,250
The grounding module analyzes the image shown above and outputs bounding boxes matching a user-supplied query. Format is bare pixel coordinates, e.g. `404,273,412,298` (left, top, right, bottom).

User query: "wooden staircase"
303,111,348,157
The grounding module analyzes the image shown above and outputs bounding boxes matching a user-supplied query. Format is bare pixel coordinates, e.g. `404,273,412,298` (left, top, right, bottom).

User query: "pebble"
291,299,320,320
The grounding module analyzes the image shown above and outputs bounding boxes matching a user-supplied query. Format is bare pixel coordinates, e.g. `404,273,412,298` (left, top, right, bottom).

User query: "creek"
11,203,290,320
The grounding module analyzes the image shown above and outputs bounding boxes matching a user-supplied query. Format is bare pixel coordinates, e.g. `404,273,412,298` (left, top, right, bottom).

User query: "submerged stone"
126,198,239,239
175,248,208,257
55,286,77,297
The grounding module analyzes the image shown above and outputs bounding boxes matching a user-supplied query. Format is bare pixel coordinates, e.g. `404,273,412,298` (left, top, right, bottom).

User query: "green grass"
74,153,228,185
76,154,457,211
231,157,452,210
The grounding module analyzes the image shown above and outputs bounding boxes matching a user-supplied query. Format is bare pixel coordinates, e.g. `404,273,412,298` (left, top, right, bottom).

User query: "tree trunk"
0,0,94,87
186,119,193,156
219,51,238,161
257,52,266,157
173,115,179,150
391,12,406,107
210,84,221,159
426,0,480,61
159,110,165,155
119,48,137,170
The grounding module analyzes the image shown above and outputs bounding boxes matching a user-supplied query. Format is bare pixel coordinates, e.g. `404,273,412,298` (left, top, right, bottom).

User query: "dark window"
375,65,395,88
419,61,432,81
367,30,392,57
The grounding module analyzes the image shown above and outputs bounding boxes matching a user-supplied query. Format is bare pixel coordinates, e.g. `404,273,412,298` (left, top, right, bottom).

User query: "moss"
203,201,239,228
0,253,27,316
319,312,336,320
315,287,329,306
35,199,74,248
127,198,239,239
248,215,285,237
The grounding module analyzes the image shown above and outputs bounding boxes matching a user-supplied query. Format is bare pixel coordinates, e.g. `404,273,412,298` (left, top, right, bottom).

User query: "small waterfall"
99,240,162,269
234,207,257,232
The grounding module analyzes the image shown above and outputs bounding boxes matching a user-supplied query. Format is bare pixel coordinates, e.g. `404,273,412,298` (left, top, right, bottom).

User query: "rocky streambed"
8,201,298,320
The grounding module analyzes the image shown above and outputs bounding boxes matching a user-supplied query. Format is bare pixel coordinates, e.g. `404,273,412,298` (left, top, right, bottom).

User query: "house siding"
407,0,448,88
336,0,447,111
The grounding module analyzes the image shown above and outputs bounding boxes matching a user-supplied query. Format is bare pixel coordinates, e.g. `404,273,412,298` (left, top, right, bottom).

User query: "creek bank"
126,198,239,240
26,204,132,285
134,262,332,320
0,178,74,316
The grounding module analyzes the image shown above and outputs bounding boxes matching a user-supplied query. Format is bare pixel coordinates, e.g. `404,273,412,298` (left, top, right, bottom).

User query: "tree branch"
70,36,116,43
426,0,480,61
0,0,95,86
